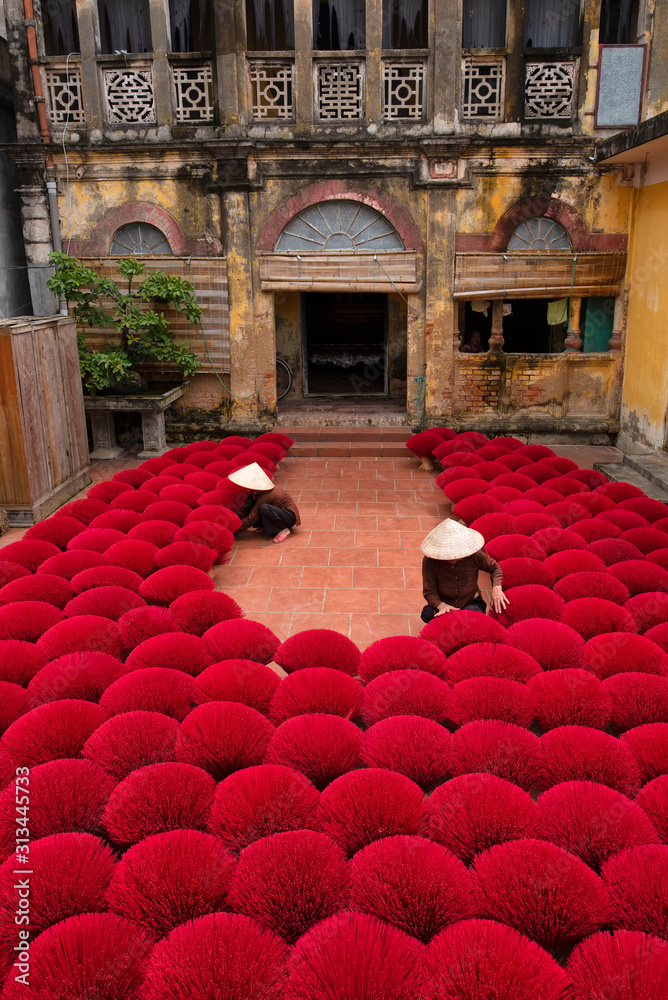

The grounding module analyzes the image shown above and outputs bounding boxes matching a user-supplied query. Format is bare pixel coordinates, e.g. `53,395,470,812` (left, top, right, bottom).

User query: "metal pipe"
45,179,68,314
22,0,51,143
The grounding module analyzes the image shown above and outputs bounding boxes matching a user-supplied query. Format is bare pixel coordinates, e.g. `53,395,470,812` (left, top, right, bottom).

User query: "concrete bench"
84,385,186,459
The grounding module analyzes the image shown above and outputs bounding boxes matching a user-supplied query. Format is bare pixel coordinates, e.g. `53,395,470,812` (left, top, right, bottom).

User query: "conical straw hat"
227,463,274,491
420,519,485,560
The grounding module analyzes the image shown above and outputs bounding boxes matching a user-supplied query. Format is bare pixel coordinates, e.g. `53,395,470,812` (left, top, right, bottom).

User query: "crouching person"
229,463,301,544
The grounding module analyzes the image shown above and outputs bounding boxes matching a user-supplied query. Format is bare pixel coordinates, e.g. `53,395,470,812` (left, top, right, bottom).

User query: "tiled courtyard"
0,441,624,647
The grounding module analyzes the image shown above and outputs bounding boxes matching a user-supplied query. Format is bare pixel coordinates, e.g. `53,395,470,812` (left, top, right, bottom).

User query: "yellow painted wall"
621,177,668,449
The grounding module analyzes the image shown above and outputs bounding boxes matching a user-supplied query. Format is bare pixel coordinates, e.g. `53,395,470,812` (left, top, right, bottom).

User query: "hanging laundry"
547,298,569,326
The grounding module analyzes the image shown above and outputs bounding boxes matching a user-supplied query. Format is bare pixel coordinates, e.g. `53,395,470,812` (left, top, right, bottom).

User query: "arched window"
275,201,404,252
110,223,173,255
507,217,571,250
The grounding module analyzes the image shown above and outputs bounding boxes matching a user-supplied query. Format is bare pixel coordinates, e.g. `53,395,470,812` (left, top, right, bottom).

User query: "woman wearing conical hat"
228,463,301,544
420,519,509,622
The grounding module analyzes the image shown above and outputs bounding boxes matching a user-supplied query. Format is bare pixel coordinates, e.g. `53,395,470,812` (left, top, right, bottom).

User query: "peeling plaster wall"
619,175,668,451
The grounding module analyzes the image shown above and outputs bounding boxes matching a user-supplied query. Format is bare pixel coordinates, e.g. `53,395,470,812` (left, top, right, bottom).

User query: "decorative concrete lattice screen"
316,62,364,119
249,60,294,119
44,66,85,125
78,258,230,371
461,58,505,120
524,61,576,119
171,64,214,122
453,252,627,299
104,67,156,124
382,61,426,120
258,252,419,292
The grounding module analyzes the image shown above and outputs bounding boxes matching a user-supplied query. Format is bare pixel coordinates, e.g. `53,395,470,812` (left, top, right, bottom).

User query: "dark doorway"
303,292,388,396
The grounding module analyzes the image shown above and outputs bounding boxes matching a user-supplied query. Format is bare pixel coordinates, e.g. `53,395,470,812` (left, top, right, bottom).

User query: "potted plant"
47,252,201,395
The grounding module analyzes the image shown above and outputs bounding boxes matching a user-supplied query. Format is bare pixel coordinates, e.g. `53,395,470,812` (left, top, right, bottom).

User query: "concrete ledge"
623,454,668,499
594,462,668,504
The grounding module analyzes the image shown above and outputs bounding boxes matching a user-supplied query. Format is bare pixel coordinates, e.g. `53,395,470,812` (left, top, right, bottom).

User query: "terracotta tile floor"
0,443,625,648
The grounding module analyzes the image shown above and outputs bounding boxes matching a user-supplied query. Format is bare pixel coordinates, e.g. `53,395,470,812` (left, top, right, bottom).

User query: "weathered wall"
619,173,668,451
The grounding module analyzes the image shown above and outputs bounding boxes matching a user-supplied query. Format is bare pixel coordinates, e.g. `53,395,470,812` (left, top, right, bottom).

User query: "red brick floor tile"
315,502,358,515
324,589,379,613
297,490,341,502
329,548,379,567
358,502,403,515
380,589,422,613
248,566,304,588
350,614,412,643
289,613,352,636
378,549,419,567
399,531,430,548
246,612,293,641
301,567,353,589
376,516,422,530
355,530,402,549
404,568,424,589
281,547,331,566
271,531,312,547
334,516,378,531
338,491,378,503
213,566,253,587
267,588,325,613
231,547,284,565
353,567,404,589
309,531,356,548
222,588,271,613
299,516,336,531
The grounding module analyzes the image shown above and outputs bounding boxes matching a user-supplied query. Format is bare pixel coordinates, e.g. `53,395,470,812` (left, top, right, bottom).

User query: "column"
432,0,458,129
365,0,382,124
489,299,505,352
294,0,313,125
423,186,457,422
505,0,526,122
147,0,173,126
564,297,583,352
75,0,104,129
609,291,626,351
223,189,263,428
214,0,241,124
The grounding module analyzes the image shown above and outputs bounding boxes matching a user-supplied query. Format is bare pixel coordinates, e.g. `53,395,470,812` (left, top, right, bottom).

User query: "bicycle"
276,356,293,400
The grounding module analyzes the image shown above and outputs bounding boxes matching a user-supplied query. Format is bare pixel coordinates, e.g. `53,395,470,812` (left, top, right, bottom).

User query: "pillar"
223,189,263,428
489,300,505,352
424,186,457,423
294,0,313,126
564,297,583,352
148,0,173,126
75,0,104,129
365,0,382,125
432,0,458,129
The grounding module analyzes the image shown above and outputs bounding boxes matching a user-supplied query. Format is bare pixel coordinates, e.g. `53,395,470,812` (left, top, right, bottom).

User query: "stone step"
594,462,668,504
291,442,409,458
623,453,668,499
281,424,411,457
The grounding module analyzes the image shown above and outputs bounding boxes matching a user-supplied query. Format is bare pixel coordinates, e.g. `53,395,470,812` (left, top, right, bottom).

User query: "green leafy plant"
48,252,202,395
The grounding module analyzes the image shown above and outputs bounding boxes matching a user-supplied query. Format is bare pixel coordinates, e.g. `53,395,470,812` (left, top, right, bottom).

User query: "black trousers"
421,596,487,623
257,504,297,537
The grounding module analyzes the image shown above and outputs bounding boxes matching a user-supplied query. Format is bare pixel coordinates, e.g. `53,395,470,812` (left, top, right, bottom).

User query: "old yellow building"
597,109,668,454
3,0,666,438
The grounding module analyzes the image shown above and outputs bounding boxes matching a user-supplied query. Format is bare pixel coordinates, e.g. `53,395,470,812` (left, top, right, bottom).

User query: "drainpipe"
24,0,68,314
46,178,68,314
23,0,51,143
